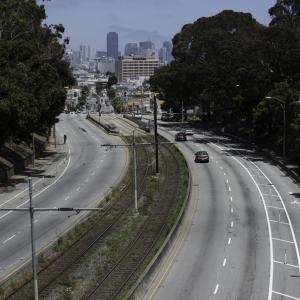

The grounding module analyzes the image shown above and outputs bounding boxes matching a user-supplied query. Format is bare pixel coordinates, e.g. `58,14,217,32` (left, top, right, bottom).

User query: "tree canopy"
0,0,74,147
150,6,300,161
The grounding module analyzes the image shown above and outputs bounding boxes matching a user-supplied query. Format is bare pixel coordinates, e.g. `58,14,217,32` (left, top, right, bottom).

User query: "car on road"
194,150,209,163
70,112,76,116
175,132,187,141
132,113,142,120
161,113,169,121
184,129,194,136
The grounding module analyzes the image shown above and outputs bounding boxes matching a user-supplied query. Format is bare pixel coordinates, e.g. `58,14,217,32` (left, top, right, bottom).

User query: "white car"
132,113,142,120
184,129,194,135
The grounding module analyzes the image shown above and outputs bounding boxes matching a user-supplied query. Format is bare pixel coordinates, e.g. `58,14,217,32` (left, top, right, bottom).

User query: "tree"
0,0,74,146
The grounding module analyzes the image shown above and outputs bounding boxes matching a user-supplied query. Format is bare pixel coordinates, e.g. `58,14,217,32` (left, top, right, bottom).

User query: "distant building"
107,32,119,59
159,41,173,65
115,56,162,83
124,43,139,56
96,57,115,74
139,41,155,57
79,45,87,62
66,88,81,109
87,45,91,60
95,51,107,58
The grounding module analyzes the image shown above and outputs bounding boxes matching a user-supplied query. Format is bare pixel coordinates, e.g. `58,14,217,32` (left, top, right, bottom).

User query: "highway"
0,114,127,282
142,122,300,300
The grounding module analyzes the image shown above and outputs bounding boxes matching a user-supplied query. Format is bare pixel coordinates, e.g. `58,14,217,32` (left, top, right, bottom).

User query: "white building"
115,56,162,83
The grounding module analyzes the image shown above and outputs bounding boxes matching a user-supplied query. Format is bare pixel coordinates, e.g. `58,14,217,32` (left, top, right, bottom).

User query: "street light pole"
265,96,286,160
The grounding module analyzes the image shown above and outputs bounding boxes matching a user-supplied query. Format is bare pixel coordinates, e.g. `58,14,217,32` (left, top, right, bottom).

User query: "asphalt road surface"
0,113,127,282
144,124,300,300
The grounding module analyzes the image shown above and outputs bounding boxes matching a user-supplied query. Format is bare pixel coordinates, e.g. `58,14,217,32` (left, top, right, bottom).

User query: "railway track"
85,142,181,299
4,136,152,300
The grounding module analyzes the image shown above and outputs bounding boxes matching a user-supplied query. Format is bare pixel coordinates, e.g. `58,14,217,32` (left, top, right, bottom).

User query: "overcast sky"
40,0,276,53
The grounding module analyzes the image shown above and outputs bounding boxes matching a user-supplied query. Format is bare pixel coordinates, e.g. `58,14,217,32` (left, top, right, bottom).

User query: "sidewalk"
0,139,69,206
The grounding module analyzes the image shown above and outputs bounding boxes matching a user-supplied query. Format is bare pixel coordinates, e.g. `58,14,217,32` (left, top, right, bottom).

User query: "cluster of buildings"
64,32,173,83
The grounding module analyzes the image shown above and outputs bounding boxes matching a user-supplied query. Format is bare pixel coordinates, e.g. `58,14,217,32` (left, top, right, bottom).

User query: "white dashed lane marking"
228,238,232,245
213,284,220,295
3,235,16,244
222,258,227,267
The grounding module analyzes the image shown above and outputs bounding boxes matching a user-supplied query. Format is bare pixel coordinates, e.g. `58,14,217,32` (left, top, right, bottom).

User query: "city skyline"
40,0,275,51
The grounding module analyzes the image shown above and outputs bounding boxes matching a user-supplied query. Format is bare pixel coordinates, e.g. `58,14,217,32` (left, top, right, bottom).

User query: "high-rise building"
139,41,155,57
79,45,87,62
159,41,173,64
87,45,91,60
107,32,119,59
115,56,162,82
124,43,139,56
95,51,107,58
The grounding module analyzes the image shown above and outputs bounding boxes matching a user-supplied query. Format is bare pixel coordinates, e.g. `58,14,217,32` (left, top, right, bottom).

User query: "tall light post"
265,96,287,160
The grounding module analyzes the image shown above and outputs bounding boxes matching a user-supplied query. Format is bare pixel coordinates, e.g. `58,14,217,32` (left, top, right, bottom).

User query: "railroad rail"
4,136,152,300
86,142,181,299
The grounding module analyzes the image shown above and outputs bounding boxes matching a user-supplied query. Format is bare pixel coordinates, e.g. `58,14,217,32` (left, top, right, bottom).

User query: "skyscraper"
139,41,155,57
107,32,119,59
159,41,173,64
124,43,139,56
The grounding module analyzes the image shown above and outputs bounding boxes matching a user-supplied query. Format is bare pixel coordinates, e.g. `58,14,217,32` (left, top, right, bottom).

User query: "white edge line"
216,150,274,300
250,160,300,274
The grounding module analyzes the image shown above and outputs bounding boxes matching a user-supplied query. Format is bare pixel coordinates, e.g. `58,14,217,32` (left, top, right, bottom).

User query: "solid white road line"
222,258,227,267
272,237,294,244
273,290,300,300
3,235,16,244
213,284,220,295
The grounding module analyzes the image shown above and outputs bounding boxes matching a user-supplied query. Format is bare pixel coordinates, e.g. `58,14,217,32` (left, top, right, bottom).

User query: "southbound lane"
0,114,127,281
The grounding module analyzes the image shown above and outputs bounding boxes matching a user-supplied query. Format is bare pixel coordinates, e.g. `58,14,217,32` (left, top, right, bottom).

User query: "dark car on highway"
175,132,187,141
194,150,209,163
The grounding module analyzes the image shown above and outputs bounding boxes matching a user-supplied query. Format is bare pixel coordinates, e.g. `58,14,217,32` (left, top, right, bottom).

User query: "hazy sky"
40,0,276,53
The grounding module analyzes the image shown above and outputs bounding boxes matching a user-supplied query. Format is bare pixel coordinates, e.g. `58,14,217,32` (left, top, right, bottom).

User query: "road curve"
144,125,300,300
0,114,127,282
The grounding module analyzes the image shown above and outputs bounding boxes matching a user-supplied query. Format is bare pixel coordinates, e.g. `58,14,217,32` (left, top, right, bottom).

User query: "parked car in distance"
184,129,194,135
175,132,187,142
161,113,169,121
132,113,142,120
194,150,209,163
69,111,76,116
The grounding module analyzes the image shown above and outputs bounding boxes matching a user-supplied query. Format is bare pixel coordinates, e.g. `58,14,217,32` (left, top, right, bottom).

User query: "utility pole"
153,95,159,174
181,100,184,123
0,178,104,300
32,135,35,168
101,129,173,213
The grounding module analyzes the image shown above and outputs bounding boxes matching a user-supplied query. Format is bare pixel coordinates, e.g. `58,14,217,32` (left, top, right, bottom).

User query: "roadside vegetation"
0,0,74,147
150,1,300,162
